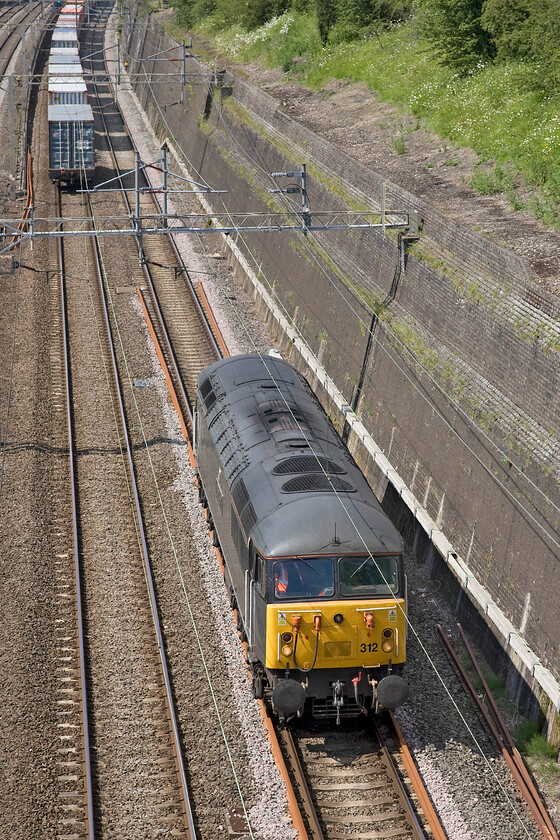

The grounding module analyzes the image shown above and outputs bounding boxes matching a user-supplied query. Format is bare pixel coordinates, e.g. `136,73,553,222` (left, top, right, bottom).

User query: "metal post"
301,163,311,235
20,24,27,86
182,40,186,89
381,181,386,237
116,38,120,87
162,145,168,229
8,77,16,201
135,152,143,263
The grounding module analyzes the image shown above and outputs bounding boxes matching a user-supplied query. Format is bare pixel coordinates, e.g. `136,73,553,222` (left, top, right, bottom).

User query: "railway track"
0,0,44,76
9,10,220,835
82,3,221,407
12,4,266,837
56,173,197,836
274,714,443,840
79,17,446,840
8,4,551,840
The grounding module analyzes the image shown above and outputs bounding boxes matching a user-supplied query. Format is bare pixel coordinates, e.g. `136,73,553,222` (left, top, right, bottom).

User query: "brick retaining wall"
123,12,560,682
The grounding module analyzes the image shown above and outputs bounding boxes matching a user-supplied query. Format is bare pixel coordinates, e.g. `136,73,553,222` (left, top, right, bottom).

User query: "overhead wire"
122,62,542,831
79,21,260,832
199,79,560,548
117,34,551,835
79,18,552,836
210,350,537,839
128,38,559,588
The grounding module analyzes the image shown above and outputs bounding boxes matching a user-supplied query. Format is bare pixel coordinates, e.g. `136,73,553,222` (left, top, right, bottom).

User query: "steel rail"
80,16,441,840
455,624,559,840
84,11,224,365
83,185,197,840
78,15,198,838
0,1,43,74
56,185,96,840
275,725,324,840
369,717,428,840
85,38,223,413
133,270,310,840
389,711,449,840
437,624,558,840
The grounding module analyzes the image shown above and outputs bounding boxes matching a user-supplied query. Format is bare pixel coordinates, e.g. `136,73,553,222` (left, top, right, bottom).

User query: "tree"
481,0,560,88
317,0,336,42
416,0,495,73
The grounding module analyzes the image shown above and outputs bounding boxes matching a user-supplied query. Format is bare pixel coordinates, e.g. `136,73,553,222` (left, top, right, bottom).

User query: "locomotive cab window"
273,557,334,600
252,550,266,596
339,555,399,597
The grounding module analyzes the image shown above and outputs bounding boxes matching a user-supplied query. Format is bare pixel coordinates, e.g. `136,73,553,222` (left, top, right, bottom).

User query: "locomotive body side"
195,354,409,720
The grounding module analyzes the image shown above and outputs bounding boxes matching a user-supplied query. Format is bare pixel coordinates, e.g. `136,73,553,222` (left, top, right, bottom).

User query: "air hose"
293,616,320,673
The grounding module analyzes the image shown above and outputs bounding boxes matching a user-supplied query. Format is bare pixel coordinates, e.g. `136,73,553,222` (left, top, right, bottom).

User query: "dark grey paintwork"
196,354,403,559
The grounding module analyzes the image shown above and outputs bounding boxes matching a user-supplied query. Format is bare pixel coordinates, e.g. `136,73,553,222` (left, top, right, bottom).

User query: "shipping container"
51,27,78,48
48,104,94,181
49,77,87,105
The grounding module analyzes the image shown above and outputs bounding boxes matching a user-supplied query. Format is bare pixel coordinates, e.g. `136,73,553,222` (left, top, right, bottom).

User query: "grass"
516,719,559,759
460,654,508,702
194,13,560,228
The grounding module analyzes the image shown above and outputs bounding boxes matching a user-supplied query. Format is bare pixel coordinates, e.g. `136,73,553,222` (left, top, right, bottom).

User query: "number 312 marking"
360,642,378,653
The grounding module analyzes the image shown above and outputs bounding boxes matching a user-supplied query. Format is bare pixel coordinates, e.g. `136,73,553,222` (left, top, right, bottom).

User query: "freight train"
195,353,409,722
47,1,94,183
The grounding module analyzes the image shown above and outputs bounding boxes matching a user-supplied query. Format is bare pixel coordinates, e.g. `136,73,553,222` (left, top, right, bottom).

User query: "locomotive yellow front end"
265,597,408,720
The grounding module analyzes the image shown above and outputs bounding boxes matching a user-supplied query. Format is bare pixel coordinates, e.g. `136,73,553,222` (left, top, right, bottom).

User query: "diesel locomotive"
195,354,409,721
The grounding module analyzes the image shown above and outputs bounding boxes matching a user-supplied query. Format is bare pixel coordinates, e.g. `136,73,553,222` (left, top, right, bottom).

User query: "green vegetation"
474,665,507,700
516,719,559,759
166,0,560,227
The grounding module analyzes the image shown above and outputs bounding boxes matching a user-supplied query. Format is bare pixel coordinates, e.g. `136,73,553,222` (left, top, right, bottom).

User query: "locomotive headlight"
381,628,394,652
333,613,344,624
281,645,293,657
281,632,293,643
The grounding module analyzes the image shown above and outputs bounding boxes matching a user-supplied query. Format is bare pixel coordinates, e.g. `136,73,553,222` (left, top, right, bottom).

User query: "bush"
526,735,559,760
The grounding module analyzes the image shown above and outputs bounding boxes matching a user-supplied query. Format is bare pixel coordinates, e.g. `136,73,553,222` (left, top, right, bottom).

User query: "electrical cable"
199,80,560,547
122,46,549,835
68,22,553,837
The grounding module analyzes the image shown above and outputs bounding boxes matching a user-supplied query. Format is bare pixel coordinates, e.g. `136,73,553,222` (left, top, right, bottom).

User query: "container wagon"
48,103,95,182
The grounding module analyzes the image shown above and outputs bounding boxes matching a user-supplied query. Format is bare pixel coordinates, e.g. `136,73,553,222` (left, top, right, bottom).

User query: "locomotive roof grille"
232,479,257,535
232,478,250,512
281,475,355,494
267,413,307,432
272,456,345,476
199,376,218,411
199,376,213,399
241,501,258,535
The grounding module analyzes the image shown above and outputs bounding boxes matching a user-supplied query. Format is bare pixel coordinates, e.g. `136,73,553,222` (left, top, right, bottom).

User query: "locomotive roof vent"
199,375,223,412
281,475,355,494
273,456,345,476
232,478,258,534
258,398,314,444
